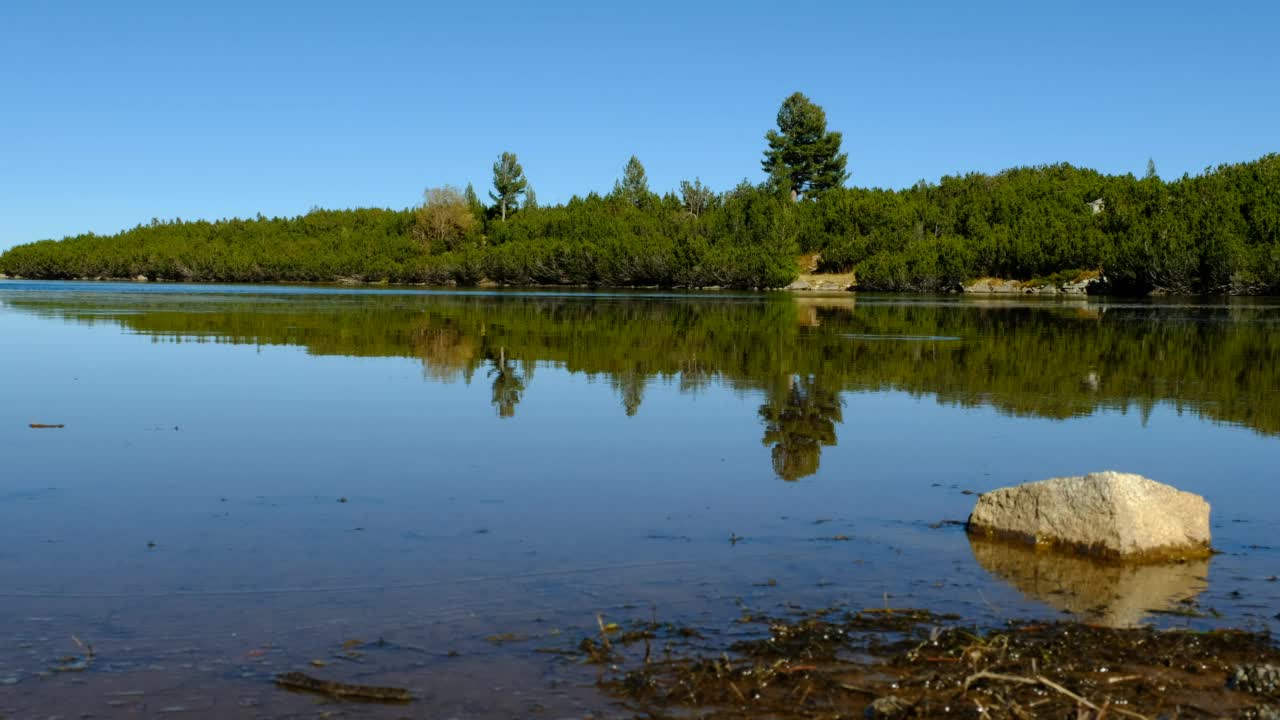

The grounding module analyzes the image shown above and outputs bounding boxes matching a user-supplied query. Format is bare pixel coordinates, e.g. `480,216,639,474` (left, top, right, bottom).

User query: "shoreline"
0,273,1249,298
571,605,1280,718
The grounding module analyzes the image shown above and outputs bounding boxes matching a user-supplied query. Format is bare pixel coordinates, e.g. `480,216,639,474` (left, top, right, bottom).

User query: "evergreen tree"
614,155,650,208
524,184,538,210
489,152,528,221
762,92,849,201
1145,158,1158,180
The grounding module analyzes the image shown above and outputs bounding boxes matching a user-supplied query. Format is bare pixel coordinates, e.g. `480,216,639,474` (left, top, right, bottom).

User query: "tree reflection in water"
7,291,1277,481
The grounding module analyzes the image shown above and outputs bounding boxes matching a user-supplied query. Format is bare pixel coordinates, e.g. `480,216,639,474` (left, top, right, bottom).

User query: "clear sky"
1,1,1276,250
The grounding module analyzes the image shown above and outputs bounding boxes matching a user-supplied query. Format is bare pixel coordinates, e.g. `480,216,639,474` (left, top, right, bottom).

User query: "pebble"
1229,664,1280,693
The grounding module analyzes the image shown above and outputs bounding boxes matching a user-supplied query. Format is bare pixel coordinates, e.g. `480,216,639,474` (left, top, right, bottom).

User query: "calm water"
1,280,1278,717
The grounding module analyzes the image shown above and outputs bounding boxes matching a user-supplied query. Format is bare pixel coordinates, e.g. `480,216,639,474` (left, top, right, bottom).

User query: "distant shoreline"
4,151,1277,297
0,272,1251,297
0,271,1152,296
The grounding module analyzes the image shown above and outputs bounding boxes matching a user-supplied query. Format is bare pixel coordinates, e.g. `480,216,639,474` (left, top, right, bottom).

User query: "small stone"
865,695,911,719
967,471,1210,561
1230,664,1280,694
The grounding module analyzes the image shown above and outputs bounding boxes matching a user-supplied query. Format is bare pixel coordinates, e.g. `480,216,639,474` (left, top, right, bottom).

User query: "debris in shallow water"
51,657,88,672
51,635,95,673
585,606,1280,719
273,671,412,702
29,423,64,429
485,633,528,645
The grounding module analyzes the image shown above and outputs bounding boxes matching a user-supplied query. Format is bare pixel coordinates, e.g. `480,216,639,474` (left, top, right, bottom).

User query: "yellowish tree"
413,185,476,250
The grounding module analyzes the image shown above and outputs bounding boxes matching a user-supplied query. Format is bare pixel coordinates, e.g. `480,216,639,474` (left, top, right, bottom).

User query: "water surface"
1,280,1277,717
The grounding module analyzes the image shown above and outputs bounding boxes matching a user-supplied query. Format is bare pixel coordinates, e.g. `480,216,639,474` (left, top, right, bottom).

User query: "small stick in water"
30,423,65,429
273,671,413,702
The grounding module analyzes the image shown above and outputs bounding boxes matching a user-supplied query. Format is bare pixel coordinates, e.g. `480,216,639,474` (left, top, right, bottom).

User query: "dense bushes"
826,156,1280,294
2,155,1278,293
0,186,800,289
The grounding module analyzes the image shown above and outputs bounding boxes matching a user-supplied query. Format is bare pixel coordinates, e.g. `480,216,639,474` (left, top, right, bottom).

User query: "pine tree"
489,152,528,221
762,92,849,201
524,184,538,210
614,155,650,208
463,182,487,221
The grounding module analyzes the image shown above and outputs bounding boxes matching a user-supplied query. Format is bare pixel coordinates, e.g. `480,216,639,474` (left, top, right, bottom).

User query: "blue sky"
1,1,1276,250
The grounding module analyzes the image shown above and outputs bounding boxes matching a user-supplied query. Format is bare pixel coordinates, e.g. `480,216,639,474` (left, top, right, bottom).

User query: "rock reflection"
968,536,1210,627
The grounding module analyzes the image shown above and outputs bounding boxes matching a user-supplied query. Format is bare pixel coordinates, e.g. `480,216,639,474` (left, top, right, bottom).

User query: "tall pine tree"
489,152,528,221
762,92,848,201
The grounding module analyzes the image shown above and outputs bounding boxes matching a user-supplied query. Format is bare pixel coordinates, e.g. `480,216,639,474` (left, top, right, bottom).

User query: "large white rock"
967,471,1211,561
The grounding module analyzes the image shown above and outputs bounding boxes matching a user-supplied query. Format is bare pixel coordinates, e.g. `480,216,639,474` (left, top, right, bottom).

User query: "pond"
1,280,1277,717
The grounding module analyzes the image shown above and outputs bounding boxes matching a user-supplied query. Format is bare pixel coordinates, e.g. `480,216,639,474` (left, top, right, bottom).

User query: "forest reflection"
6,291,1277,481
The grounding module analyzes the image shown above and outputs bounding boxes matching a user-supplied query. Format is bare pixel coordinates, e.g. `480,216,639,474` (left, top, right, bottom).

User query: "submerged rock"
864,696,911,719
967,471,1211,561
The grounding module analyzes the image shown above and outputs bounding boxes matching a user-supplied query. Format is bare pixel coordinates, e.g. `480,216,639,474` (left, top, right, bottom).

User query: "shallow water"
1,280,1277,717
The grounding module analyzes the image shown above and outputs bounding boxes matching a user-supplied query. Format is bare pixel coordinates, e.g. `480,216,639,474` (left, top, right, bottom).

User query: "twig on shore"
965,670,1153,720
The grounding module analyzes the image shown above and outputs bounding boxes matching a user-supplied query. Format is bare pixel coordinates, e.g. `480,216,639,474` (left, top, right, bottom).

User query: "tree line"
2,92,1277,294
